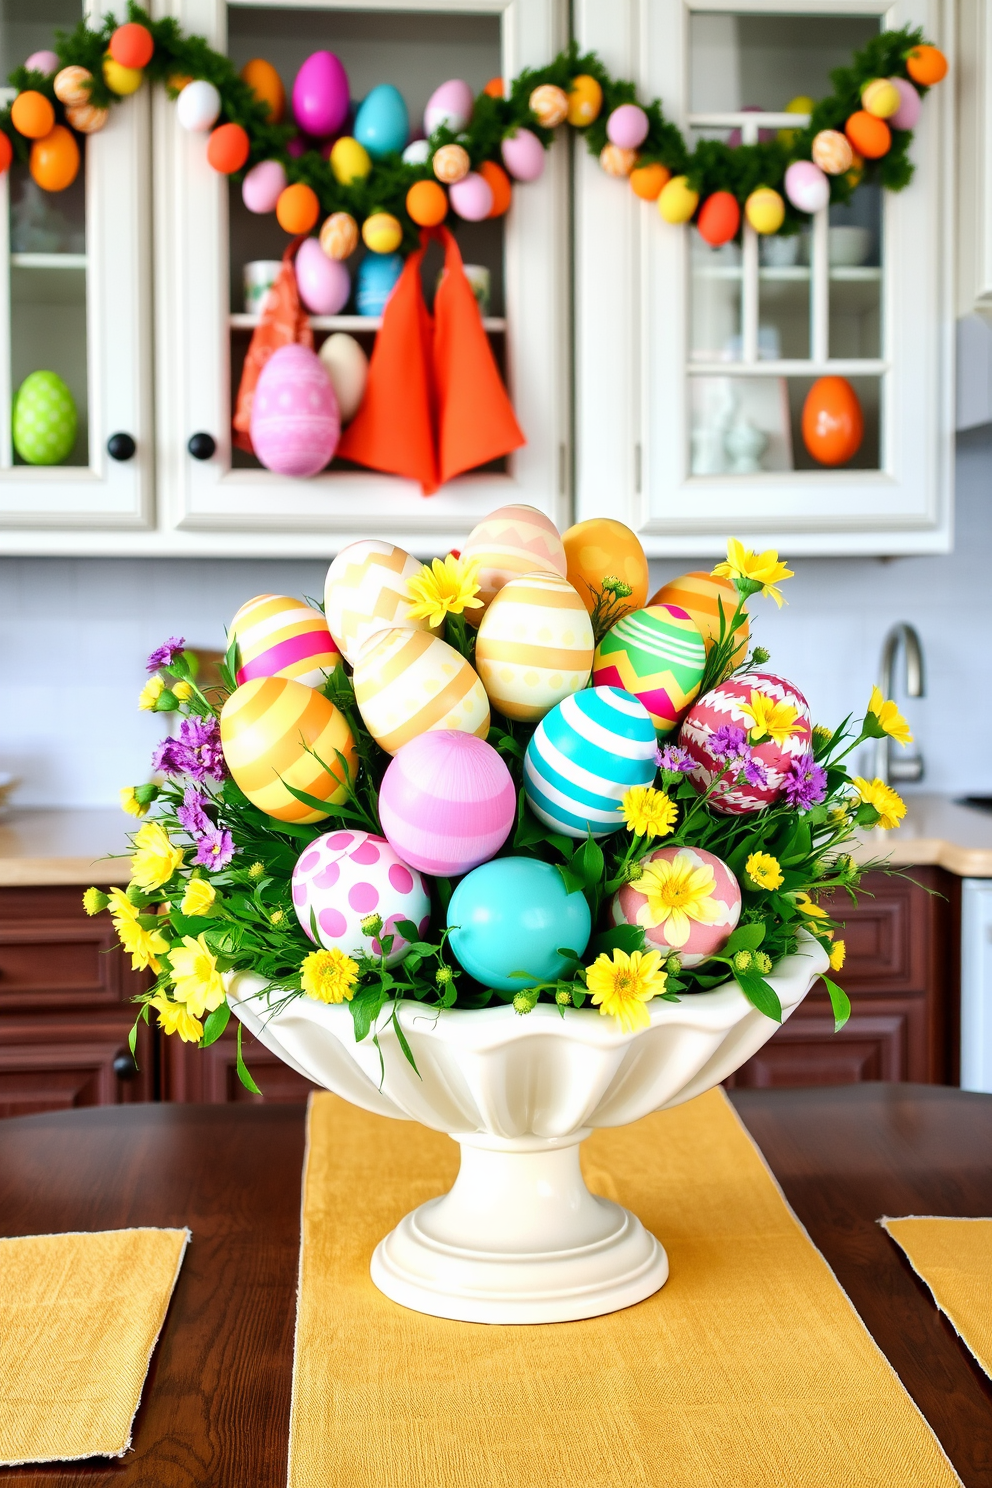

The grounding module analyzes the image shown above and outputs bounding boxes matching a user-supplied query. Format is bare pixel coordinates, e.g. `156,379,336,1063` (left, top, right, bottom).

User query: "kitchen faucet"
874,622,925,784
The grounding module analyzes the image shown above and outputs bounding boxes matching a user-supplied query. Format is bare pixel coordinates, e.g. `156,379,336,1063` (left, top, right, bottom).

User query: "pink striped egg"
292,829,429,967
250,344,340,478
610,845,741,967
679,671,813,815
230,593,341,689
378,730,516,878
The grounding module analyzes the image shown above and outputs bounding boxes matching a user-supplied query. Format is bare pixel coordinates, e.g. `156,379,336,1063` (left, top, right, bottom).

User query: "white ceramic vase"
229,932,828,1324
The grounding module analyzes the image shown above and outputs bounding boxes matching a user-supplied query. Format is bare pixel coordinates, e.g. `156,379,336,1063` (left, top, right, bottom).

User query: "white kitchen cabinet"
574,0,955,556
957,0,992,316
960,877,992,1092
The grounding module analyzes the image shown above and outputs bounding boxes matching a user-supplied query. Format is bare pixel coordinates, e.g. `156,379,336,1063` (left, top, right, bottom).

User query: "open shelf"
229,312,507,332
10,253,88,270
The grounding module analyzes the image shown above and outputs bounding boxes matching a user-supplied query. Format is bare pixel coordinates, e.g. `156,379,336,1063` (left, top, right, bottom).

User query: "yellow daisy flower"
107,886,169,973
812,724,833,747
82,887,108,916
635,852,723,948
172,680,194,703
851,776,907,831
130,820,184,892
151,995,203,1044
586,948,668,1033
794,892,829,920
712,538,794,607
406,554,483,629
745,852,783,890
169,933,226,1018
301,947,359,1004
829,939,846,971
867,685,913,746
180,878,216,916
622,785,677,838
138,675,165,711
119,786,151,818
738,690,799,746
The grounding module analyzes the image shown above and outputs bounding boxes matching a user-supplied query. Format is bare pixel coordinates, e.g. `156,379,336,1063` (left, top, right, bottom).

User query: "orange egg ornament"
241,58,285,122
406,178,448,226
566,74,602,127
108,22,154,70
630,162,670,200
12,91,54,140
276,182,319,234
483,77,505,99
697,191,740,247
845,110,890,159
207,122,250,174
0,133,11,175
906,45,947,85
30,125,79,192
479,159,511,216
801,376,864,466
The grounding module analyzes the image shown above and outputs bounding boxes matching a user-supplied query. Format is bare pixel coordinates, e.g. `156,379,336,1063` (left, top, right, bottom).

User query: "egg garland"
679,671,813,816
292,829,429,967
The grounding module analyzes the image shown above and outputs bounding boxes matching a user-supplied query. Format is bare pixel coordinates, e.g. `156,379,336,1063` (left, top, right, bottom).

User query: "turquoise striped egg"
523,686,657,839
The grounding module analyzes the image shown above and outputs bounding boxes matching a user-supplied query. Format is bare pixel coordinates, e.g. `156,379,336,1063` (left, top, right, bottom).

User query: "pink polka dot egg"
610,844,741,967
291,829,429,967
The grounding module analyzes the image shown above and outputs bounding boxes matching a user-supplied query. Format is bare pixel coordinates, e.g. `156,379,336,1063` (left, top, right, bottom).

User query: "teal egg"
356,253,402,316
13,370,76,465
447,858,591,993
354,84,409,159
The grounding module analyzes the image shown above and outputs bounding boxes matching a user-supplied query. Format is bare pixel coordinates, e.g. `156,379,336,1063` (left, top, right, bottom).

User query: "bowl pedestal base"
370,1129,668,1324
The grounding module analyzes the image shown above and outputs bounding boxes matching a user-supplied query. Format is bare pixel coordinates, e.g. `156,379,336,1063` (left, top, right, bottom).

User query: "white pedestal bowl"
228,932,828,1324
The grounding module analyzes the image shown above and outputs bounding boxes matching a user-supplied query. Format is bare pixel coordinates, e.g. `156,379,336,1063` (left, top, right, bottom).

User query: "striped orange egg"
475,572,594,722
230,594,340,690
353,627,490,754
220,676,357,823
649,571,749,667
461,503,567,625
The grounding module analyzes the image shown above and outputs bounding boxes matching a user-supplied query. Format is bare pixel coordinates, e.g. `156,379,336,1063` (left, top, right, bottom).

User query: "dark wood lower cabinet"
162,1029,319,1104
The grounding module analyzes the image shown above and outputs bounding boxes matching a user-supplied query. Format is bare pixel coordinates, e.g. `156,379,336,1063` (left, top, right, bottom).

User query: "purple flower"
177,786,213,836
146,636,186,674
740,755,768,789
709,724,747,761
782,753,828,811
655,743,694,773
194,829,235,871
150,716,226,783
151,735,184,777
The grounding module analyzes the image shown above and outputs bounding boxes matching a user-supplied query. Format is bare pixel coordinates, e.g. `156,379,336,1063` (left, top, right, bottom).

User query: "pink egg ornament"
449,171,494,222
293,51,349,138
423,79,473,137
610,845,741,967
295,236,350,314
889,76,922,131
679,671,813,815
250,343,340,478
25,50,60,75
501,127,545,182
378,730,516,879
784,159,830,214
242,159,287,214
607,103,649,149
292,829,430,967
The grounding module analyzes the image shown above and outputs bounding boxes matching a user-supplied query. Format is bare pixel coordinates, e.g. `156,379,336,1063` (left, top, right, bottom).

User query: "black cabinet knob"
113,1051,138,1081
188,432,216,461
107,432,136,461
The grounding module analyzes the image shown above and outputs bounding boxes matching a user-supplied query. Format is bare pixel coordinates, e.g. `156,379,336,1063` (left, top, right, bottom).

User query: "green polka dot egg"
13,371,77,465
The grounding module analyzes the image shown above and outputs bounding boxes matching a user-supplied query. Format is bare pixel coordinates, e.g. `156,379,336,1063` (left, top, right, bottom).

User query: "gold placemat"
0,1226,189,1466
289,1089,961,1488
882,1216,992,1378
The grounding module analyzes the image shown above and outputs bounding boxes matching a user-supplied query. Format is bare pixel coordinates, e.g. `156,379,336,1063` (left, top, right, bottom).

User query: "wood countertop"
855,792,992,877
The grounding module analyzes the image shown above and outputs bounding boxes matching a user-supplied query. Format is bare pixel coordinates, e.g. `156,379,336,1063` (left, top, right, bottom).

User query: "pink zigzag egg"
679,671,812,815
461,503,566,626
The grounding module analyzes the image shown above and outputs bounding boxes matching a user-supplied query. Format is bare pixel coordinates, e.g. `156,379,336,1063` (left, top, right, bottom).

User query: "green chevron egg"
592,603,706,736
13,370,77,465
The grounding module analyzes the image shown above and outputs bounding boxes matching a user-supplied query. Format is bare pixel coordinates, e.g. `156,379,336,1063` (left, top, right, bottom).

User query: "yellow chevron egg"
220,676,357,824
323,540,439,665
230,594,341,689
353,627,491,754
461,503,567,626
475,572,594,723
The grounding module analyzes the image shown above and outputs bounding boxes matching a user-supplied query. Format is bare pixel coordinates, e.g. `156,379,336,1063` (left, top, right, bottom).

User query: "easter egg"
567,74,602,126
0,135,11,175
501,128,544,182
697,191,740,247
802,376,863,466
650,571,749,667
483,78,505,99
109,22,154,70
449,171,493,221
65,103,108,135
276,183,319,234
12,370,76,464
102,55,142,96
354,83,408,158
241,58,284,122
230,593,341,689
630,162,670,200
25,50,59,75
812,129,853,175
318,333,368,422
784,160,829,215
356,252,402,316
54,66,93,108
293,51,349,137
600,144,638,178
447,858,592,992
207,122,250,174
906,45,947,86
30,126,79,192
475,573,594,723
745,186,785,233
362,211,403,254
242,159,287,214
292,830,429,966
679,671,812,815
889,77,922,131
611,845,741,966
330,135,371,185
176,79,220,132
479,159,512,216
432,142,470,184
424,79,473,136
529,83,569,128
777,93,814,146
407,178,447,226
324,540,438,663
295,238,349,313
845,110,890,159
862,77,900,119
462,502,567,623
658,175,699,224
402,139,431,166
12,91,54,139
562,517,649,616
524,686,657,840
320,211,358,260
592,605,707,737
250,344,340,478
354,626,490,754
378,731,515,878
607,103,649,149
220,677,357,824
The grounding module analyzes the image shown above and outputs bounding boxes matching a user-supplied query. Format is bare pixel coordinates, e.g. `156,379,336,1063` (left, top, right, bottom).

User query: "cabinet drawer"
0,1016,154,1119
0,920,124,1009
727,1010,909,1088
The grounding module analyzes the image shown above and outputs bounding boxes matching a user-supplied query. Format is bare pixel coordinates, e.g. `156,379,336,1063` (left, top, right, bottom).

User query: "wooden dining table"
0,1083,990,1487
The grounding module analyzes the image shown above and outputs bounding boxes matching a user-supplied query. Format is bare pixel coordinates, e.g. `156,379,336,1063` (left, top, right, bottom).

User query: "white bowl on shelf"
829,226,873,267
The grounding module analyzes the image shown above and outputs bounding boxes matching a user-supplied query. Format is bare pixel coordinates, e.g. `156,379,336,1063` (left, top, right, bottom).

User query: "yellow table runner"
882,1216,992,1378
0,1226,189,1466
289,1089,961,1488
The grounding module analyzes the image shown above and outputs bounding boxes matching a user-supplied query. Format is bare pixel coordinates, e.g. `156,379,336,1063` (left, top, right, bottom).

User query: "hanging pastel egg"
362,212,403,254
54,66,93,108
176,79,221,132
566,74,602,126
697,191,740,247
330,136,372,184
356,253,402,316
230,593,341,689
801,376,864,466
658,174,699,224
207,123,250,174
523,686,657,840
600,144,638,178
776,94,814,147
401,138,431,166
906,45,947,86
323,540,439,663
109,22,154,69
610,845,741,966
242,159,287,214
479,160,512,216
293,51,349,137
292,830,430,966
861,77,900,119
406,178,448,226
432,142,470,184
630,162,670,200
318,333,368,422
449,171,493,221
529,84,569,128
220,676,357,824
448,859,592,992
276,183,319,234
650,571,749,667
353,627,490,754
320,211,359,260
354,83,409,158
475,572,594,723
679,671,813,815
295,237,350,315
811,129,853,175
12,370,76,464
102,55,143,96
423,79,473,136
745,186,785,234
500,128,544,182
30,126,79,191
65,103,108,135
378,731,516,878
241,58,285,122
784,160,830,214
25,50,60,75
11,92,54,139
845,110,890,159
461,502,567,621
592,604,707,737
250,344,340,478
607,103,649,149
888,77,922,131
562,517,649,616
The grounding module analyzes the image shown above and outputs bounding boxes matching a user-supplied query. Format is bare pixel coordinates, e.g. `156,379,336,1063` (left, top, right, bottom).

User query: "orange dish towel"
0,1227,189,1466
882,1216,992,1377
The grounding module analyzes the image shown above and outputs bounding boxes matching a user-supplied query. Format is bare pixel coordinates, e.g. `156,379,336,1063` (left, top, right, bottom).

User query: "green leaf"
557,864,586,896
127,1019,139,1060
435,877,453,914
556,947,581,961
394,919,421,943
235,1022,262,1094
200,1001,231,1048
350,984,385,1042
587,924,646,958
782,821,812,865
571,836,605,889
734,966,783,1023
821,975,852,1032
391,1006,420,1077
722,921,766,955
